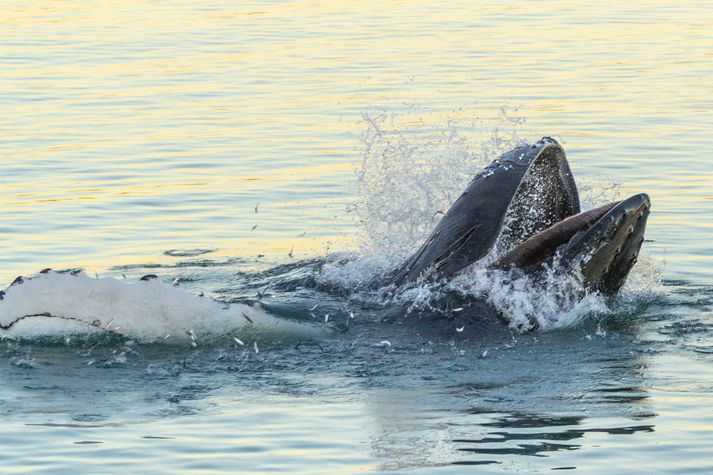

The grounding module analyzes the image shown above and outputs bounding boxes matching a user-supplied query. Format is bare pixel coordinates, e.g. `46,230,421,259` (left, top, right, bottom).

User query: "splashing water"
320,109,663,330
449,259,609,331
321,109,528,287
353,109,527,262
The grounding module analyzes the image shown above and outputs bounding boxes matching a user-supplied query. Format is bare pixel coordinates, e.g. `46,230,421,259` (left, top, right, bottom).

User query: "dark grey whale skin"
561,193,650,295
493,194,651,296
391,137,650,300
392,137,580,285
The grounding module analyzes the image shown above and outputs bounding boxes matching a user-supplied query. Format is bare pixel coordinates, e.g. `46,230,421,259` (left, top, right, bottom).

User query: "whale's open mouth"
392,137,651,295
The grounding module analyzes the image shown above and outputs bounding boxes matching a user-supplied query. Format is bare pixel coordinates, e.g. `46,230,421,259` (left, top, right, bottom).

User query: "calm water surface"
1,1,712,473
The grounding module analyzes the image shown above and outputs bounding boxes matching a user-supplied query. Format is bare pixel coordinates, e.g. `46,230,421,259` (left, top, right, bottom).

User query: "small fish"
481,350,488,358
257,253,265,258
198,291,204,297
233,337,245,346
324,313,330,323
163,334,171,341
254,203,259,213
103,319,114,330
349,311,355,319
241,312,253,324
122,274,127,279
251,224,258,231
172,277,180,287
253,341,259,354
309,303,319,311
374,340,392,349
309,312,317,320
288,246,294,258
453,307,464,312
95,272,99,279
456,326,465,332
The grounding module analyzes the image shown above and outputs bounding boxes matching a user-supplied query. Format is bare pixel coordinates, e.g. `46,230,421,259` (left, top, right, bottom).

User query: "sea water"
0,1,712,473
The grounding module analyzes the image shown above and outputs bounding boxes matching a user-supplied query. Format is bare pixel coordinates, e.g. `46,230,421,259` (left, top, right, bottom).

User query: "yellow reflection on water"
0,0,711,279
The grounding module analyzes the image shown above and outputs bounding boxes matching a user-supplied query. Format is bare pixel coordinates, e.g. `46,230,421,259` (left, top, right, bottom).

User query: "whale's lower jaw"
566,193,650,295
492,193,650,295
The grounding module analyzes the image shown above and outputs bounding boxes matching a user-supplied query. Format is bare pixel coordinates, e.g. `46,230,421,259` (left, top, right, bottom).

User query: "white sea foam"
0,272,327,344
449,263,609,331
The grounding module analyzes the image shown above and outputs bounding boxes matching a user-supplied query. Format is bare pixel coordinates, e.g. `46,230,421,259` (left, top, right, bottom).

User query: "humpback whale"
0,137,650,337
393,137,650,296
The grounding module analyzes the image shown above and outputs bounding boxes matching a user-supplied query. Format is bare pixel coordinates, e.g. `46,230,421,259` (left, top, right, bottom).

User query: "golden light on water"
0,0,710,281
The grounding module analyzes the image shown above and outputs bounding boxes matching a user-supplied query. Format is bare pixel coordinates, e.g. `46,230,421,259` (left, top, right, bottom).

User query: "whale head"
393,137,650,296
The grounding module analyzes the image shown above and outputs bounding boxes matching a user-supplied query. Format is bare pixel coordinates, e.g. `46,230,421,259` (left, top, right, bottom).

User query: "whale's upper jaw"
391,137,580,285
